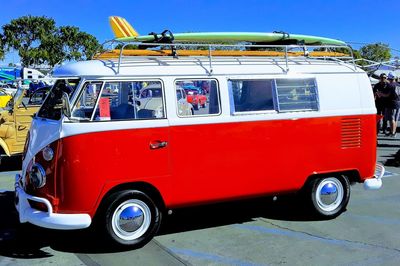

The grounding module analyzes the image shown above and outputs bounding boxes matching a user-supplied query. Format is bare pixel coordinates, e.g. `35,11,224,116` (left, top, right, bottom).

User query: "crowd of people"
374,72,400,137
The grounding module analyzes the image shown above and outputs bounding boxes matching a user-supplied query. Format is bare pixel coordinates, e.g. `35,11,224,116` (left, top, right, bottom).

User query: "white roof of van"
53,57,364,78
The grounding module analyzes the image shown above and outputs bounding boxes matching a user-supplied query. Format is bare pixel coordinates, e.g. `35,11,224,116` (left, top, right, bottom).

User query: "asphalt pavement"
0,134,399,266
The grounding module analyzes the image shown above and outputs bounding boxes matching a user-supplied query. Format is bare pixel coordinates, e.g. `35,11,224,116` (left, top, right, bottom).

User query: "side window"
275,78,318,112
229,80,275,112
71,82,103,120
75,81,165,121
175,79,220,117
28,90,49,105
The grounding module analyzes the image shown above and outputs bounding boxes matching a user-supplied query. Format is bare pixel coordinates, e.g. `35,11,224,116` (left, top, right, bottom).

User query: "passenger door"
68,80,170,188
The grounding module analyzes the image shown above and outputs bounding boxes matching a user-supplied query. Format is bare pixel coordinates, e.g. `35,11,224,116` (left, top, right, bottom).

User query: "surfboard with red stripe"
109,16,138,38
109,16,346,46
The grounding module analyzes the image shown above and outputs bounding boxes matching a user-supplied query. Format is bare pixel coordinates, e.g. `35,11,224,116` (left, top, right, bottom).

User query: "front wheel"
306,175,350,218
102,190,162,248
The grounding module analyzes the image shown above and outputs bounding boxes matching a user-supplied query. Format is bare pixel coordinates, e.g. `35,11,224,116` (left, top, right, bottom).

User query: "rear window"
230,80,275,112
229,78,319,114
275,78,319,112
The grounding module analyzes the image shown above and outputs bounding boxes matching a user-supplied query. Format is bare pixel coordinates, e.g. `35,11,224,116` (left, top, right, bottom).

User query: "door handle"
18,124,27,130
150,140,168,150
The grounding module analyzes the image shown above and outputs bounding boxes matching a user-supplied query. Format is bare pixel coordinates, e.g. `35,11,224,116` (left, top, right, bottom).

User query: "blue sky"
1,0,399,64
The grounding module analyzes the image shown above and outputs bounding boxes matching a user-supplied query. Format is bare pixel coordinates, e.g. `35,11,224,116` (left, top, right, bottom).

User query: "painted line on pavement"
383,170,398,177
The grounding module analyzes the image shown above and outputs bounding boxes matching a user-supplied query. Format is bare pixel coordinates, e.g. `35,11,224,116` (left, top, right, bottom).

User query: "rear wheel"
306,175,350,218
102,190,161,248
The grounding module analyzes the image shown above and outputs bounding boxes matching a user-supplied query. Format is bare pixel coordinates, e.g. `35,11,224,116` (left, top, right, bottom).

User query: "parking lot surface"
0,134,399,266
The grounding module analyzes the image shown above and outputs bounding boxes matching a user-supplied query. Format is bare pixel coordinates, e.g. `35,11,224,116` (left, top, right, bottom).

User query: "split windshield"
37,79,80,120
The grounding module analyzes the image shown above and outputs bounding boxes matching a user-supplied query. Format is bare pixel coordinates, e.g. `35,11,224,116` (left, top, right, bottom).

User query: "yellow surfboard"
109,16,138,38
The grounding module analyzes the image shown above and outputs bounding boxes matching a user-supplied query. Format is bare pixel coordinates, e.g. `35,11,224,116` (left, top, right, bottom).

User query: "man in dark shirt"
373,73,389,133
382,73,400,137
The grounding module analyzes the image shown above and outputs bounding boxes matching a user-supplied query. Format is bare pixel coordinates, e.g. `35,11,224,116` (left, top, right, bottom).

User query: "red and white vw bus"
15,46,383,248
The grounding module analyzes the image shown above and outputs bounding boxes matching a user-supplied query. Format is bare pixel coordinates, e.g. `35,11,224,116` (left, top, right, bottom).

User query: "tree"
41,26,101,66
0,37,4,60
57,26,100,61
352,49,362,59
359,43,391,63
1,15,56,66
1,15,100,67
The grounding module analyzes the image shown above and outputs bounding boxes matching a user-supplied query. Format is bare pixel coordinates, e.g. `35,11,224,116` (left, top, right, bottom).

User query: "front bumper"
14,174,92,230
363,163,384,190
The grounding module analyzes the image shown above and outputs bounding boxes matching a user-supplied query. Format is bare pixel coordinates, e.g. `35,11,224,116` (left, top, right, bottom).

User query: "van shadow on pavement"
0,156,22,172
0,191,324,256
383,149,400,167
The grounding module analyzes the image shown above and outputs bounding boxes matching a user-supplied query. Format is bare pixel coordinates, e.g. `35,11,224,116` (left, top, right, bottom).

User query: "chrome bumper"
363,163,384,190
14,174,92,230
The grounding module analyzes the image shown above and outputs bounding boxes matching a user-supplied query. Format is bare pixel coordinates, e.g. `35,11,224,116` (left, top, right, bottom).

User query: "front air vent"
341,118,361,149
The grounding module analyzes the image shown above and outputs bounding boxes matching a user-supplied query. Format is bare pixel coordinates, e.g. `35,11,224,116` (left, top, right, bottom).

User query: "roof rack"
94,40,356,74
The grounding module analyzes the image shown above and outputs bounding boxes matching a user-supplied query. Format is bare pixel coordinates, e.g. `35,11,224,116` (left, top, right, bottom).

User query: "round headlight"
30,163,46,189
42,146,54,161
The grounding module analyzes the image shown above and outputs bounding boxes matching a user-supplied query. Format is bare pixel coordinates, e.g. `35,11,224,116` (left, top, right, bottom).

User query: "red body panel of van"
53,114,376,217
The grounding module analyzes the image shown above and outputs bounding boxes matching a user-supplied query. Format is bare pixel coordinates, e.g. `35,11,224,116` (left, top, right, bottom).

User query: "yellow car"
0,89,12,108
0,86,50,162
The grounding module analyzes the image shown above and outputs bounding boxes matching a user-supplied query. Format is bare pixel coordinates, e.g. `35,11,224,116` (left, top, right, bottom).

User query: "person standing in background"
373,73,389,134
378,73,399,137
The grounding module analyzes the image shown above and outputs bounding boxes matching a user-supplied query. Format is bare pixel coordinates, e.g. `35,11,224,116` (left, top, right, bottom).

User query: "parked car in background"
138,85,164,107
134,84,164,118
0,83,17,96
0,86,51,161
0,89,12,108
182,85,207,110
176,87,194,116
137,85,193,117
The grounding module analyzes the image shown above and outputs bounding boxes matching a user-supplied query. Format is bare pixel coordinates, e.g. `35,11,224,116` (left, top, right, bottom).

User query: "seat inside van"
235,80,274,112
110,103,136,120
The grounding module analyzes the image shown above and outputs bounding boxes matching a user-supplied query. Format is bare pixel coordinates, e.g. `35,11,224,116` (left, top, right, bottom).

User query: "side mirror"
62,92,71,118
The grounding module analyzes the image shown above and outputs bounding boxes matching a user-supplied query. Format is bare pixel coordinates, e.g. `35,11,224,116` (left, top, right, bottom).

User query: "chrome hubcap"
112,199,151,241
315,178,344,212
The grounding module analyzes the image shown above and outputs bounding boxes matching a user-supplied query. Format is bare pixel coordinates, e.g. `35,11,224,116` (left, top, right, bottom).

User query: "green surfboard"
117,32,346,46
